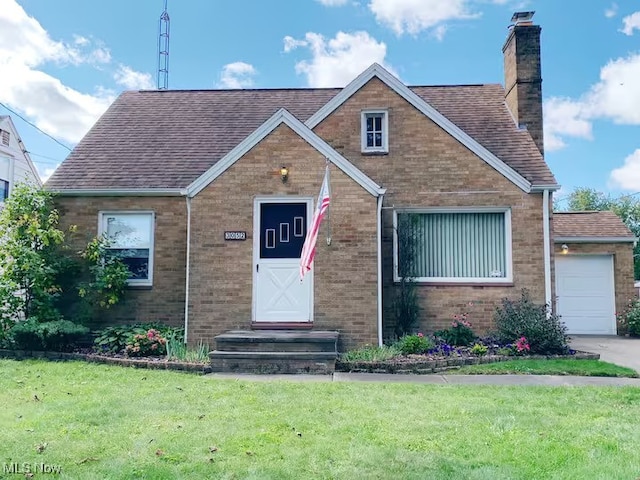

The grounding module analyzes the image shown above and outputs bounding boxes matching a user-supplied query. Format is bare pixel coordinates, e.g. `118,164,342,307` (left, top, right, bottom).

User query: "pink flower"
417,333,424,338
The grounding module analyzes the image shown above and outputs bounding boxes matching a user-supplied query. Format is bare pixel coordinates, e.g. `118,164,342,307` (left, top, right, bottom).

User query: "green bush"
494,290,569,355
617,299,640,337
435,317,476,347
94,323,182,354
10,319,89,351
394,333,433,355
124,328,167,357
340,345,401,362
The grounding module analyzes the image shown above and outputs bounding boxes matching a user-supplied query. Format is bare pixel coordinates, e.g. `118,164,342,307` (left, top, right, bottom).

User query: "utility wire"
26,151,64,165
0,102,72,152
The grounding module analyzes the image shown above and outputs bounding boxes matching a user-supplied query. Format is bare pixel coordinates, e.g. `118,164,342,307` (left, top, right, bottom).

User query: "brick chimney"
503,11,544,156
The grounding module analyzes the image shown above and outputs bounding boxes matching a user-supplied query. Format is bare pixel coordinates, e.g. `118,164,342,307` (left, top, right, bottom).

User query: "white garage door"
555,255,616,335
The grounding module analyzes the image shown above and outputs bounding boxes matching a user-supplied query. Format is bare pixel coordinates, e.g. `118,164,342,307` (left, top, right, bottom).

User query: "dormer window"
361,110,388,153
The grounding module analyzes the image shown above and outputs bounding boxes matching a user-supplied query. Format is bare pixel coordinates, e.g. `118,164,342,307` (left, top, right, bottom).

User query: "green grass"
453,359,639,377
339,344,400,362
2,360,640,479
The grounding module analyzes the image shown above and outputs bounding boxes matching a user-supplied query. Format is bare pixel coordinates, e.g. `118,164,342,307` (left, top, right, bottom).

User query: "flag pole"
325,158,331,246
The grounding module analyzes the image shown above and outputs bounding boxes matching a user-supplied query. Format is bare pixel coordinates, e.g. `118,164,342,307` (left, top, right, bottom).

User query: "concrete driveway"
569,336,640,373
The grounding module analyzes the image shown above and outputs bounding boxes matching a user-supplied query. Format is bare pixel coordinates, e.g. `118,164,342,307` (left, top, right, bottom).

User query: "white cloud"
286,31,395,87
315,0,349,5
39,165,59,183
0,0,151,145
609,149,640,190
368,0,478,36
605,3,618,18
114,65,155,90
544,54,640,151
283,35,309,53
543,97,592,152
218,62,257,89
621,11,640,36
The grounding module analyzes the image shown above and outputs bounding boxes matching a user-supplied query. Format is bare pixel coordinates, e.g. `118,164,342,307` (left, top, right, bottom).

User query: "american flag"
300,165,330,281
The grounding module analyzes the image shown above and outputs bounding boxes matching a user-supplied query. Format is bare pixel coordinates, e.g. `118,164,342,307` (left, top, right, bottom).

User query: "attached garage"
554,212,637,336
555,255,615,334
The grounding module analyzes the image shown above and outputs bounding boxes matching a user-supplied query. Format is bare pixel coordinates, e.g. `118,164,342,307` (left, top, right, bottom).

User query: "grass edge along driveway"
1,359,640,480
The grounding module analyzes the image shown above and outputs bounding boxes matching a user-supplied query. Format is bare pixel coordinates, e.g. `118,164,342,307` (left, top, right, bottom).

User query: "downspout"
377,193,385,346
542,189,552,310
184,196,192,344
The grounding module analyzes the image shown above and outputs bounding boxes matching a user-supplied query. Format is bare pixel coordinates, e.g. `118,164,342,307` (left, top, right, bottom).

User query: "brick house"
46,16,635,350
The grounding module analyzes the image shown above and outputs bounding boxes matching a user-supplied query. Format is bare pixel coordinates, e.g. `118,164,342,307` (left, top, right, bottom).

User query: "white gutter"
554,236,637,244
377,193,385,346
8,156,15,195
50,188,185,197
543,189,552,309
184,196,192,344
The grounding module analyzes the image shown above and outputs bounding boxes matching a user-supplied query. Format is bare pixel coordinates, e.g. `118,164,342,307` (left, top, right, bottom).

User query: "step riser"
215,340,336,353
210,357,334,375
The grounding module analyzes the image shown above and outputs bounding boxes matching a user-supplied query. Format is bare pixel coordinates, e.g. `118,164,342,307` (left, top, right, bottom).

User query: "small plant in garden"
341,345,401,362
94,323,181,354
494,289,569,355
125,329,167,357
435,313,476,347
617,298,640,337
394,333,433,355
392,213,421,337
470,343,488,356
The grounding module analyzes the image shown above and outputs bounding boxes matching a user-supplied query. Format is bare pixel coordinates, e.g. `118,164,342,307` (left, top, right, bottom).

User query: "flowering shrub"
617,298,640,337
125,329,167,357
515,336,530,354
494,290,569,354
435,313,476,347
394,333,433,355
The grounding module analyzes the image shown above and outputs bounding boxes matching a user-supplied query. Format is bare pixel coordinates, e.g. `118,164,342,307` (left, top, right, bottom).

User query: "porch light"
280,166,289,183
561,244,569,254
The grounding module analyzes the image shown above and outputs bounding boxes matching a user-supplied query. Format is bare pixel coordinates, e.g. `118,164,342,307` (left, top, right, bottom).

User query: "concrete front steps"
210,330,339,374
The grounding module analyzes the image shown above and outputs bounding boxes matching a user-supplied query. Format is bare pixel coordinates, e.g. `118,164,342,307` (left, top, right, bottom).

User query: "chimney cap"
510,11,535,24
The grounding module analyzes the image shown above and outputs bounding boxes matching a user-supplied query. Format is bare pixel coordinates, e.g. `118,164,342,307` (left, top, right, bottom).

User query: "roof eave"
554,236,637,244
48,188,186,197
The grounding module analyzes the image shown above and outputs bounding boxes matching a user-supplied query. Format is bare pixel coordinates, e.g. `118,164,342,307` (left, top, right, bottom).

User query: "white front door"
254,199,312,322
555,255,616,335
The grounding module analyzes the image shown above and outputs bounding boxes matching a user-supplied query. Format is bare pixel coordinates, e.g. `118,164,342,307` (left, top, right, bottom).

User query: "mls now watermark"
3,462,62,474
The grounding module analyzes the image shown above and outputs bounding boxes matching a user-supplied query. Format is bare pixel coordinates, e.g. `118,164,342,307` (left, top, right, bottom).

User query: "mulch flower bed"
336,351,600,375
0,348,212,374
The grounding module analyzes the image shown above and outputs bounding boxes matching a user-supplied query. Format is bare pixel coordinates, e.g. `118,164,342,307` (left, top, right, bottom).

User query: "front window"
361,110,388,153
0,179,8,201
99,212,155,286
394,209,512,283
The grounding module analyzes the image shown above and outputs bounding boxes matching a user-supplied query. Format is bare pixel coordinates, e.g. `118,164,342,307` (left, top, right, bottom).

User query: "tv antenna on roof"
157,0,170,90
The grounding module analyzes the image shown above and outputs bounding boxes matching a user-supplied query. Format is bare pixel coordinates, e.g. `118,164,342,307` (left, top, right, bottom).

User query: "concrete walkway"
205,371,640,386
570,335,640,373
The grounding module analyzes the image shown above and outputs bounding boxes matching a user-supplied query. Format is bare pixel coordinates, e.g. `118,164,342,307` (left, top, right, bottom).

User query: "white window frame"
393,207,513,284
361,110,389,153
98,211,155,287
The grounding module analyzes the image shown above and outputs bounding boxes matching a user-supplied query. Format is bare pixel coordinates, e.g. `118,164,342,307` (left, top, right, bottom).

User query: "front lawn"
453,359,639,377
2,359,640,479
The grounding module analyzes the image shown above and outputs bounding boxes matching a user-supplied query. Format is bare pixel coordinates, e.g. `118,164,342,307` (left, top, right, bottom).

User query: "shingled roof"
46,82,556,190
554,211,636,240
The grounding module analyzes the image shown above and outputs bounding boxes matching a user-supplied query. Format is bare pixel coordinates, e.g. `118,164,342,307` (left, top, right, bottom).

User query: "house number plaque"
224,231,247,241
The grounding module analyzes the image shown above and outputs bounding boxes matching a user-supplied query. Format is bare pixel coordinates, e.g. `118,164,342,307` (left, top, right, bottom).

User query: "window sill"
361,150,388,156
416,281,514,287
126,283,153,290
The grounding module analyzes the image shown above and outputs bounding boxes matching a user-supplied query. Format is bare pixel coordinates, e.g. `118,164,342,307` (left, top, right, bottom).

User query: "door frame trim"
252,196,314,323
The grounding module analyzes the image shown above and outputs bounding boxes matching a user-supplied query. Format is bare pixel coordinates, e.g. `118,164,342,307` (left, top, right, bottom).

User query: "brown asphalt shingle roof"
554,211,635,239
46,83,556,190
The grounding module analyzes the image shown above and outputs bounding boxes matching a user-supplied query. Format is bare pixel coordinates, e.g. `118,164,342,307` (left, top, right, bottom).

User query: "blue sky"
1,0,639,205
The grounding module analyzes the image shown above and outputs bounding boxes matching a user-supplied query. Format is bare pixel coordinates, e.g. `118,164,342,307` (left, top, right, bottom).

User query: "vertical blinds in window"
401,212,506,279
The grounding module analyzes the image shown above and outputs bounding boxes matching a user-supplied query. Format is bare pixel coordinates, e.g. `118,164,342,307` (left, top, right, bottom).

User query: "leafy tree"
0,183,130,336
0,183,65,326
556,187,640,279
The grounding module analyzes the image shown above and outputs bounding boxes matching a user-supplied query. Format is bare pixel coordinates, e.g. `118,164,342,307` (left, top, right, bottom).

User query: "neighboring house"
0,116,42,207
46,15,635,349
